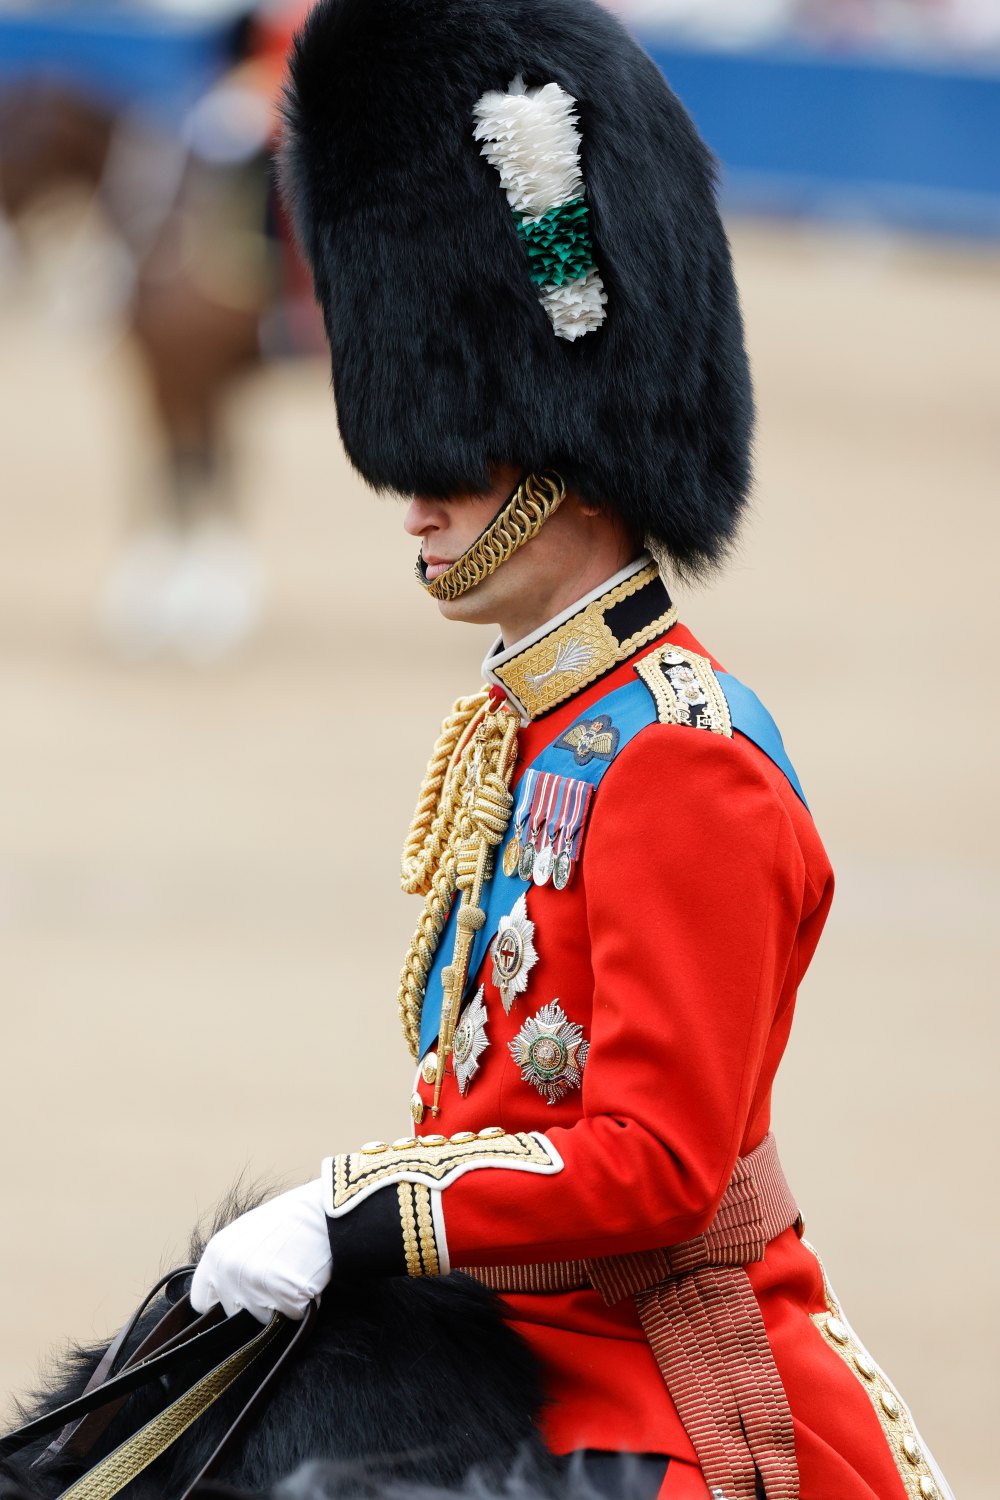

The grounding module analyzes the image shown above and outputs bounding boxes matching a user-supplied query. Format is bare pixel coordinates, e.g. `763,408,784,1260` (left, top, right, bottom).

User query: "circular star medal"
451,989,489,1096
553,848,573,890
502,834,521,879
532,843,554,886
493,924,524,990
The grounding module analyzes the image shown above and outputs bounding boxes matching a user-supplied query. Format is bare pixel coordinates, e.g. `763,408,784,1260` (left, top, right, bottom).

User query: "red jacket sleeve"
435,725,822,1266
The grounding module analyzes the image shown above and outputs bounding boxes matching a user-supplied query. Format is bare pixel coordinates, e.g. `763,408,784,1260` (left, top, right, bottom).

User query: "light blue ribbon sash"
418,669,806,1058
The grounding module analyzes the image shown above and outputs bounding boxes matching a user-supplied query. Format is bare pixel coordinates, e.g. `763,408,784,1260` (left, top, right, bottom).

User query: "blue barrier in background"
643,40,1000,239
0,7,234,125
1,10,997,237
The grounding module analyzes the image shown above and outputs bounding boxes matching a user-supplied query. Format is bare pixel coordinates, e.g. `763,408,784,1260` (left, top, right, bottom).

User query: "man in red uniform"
192,2,954,1496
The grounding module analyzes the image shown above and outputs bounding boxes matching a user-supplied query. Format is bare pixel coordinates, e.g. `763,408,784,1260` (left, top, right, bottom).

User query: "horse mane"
2,1188,553,1499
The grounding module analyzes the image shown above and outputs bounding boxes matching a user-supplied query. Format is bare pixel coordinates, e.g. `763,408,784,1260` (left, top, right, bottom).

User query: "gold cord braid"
58,1315,283,1500
400,691,488,897
417,470,566,603
396,696,519,1063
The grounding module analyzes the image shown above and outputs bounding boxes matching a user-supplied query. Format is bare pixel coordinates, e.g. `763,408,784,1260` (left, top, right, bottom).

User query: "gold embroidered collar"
482,556,677,720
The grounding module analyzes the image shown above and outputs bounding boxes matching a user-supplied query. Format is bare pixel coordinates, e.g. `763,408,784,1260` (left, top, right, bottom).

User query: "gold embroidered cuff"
323,1129,562,1217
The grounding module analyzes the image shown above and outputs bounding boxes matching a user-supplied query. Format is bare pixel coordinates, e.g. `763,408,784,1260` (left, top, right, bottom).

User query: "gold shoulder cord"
397,694,518,1101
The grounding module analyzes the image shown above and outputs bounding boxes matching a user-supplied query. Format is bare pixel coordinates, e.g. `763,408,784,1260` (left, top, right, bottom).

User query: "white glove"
190,1179,332,1323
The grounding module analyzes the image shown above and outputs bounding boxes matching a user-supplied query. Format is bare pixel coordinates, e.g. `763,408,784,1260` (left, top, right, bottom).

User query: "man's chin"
433,581,499,627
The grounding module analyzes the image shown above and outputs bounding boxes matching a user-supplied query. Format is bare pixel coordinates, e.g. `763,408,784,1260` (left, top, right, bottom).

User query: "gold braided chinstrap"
417,470,566,603
397,696,518,1061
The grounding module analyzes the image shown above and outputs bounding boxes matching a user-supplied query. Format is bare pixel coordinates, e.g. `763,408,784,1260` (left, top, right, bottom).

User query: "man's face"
404,467,638,640
404,466,588,631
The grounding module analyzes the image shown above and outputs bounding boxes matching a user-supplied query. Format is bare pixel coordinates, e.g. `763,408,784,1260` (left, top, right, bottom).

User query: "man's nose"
403,495,448,537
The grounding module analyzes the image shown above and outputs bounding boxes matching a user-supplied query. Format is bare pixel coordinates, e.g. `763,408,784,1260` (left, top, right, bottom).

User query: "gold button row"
821,1313,936,1497
359,1127,506,1156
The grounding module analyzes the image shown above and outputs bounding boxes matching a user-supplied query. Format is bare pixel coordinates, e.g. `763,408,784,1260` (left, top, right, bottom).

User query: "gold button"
360,1140,387,1155
853,1350,876,1380
919,1481,937,1499
449,1131,477,1144
410,1093,425,1124
477,1126,505,1139
422,1133,447,1147
880,1390,901,1420
391,1137,417,1151
901,1435,922,1466
421,1052,438,1085
825,1316,848,1344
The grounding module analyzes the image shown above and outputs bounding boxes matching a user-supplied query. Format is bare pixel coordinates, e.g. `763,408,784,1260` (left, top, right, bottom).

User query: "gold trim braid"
59,1315,283,1500
490,561,677,719
397,1182,441,1277
396,693,518,1062
330,1130,560,1209
806,1241,950,1500
417,471,566,603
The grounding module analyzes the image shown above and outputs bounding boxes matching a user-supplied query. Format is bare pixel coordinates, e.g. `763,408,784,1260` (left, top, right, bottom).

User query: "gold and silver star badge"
451,987,489,1096
509,1001,589,1105
490,893,539,1013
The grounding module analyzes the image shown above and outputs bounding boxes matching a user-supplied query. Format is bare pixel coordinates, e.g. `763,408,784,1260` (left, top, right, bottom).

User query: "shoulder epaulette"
635,644,808,808
634,643,733,736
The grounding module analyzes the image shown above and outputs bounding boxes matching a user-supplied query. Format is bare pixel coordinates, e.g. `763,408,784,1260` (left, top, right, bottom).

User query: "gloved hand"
190,1179,332,1323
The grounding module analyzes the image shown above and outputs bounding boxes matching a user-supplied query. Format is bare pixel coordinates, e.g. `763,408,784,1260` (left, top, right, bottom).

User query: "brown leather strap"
0,1302,249,1460
47,1303,224,1465
2,1292,317,1500
43,1266,200,1463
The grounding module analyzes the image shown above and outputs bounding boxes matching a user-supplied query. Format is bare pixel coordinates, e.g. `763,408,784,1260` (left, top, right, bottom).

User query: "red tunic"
397,621,942,1500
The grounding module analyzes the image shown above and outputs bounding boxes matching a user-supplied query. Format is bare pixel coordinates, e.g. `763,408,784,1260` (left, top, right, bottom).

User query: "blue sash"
418,668,806,1059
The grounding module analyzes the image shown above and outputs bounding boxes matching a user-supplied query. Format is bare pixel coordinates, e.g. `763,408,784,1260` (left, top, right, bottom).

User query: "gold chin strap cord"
416,469,566,603
397,692,519,1077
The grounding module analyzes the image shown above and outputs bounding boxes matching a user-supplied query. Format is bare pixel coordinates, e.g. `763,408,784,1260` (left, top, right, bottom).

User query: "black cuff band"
327,1190,408,1279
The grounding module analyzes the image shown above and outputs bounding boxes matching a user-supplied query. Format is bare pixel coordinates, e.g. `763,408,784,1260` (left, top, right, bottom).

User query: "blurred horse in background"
0,4,316,660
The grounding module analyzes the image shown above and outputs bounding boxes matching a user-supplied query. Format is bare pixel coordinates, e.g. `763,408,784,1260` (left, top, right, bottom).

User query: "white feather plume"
473,76,607,340
539,266,607,341
473,76,585,222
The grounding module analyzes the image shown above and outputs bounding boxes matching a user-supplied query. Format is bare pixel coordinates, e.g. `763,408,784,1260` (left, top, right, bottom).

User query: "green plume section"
513,198,595,288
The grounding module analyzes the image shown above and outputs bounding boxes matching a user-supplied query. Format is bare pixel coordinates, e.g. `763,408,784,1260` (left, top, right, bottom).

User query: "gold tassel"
397,694,518,1065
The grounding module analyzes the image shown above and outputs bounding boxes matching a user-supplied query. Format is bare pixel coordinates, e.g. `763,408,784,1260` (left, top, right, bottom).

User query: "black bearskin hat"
281,0,753,573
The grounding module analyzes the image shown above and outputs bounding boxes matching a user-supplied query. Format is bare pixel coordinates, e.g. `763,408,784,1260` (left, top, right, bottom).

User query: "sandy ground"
0,220,997,1494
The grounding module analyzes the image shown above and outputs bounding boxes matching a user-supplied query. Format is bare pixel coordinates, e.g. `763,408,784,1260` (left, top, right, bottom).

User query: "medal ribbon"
533,772,560,856
512,767,538,841
546,776,572,847
564,778,591,863
527,772,552,851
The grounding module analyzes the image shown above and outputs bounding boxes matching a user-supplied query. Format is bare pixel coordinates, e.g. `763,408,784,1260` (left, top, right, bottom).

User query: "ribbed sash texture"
459,1133,801,1498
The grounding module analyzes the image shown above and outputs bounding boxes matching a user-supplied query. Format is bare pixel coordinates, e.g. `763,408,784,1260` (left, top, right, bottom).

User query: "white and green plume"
473,76,607,342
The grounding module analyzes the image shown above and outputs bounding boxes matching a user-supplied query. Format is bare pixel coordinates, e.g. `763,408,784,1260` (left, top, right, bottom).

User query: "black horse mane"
0,1189,557,1500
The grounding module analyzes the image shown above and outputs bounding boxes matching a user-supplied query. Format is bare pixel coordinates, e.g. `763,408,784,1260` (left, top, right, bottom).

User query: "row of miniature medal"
502,769,593,889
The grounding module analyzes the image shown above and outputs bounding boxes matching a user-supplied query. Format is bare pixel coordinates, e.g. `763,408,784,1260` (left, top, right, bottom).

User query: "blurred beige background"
0,220,997,1494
